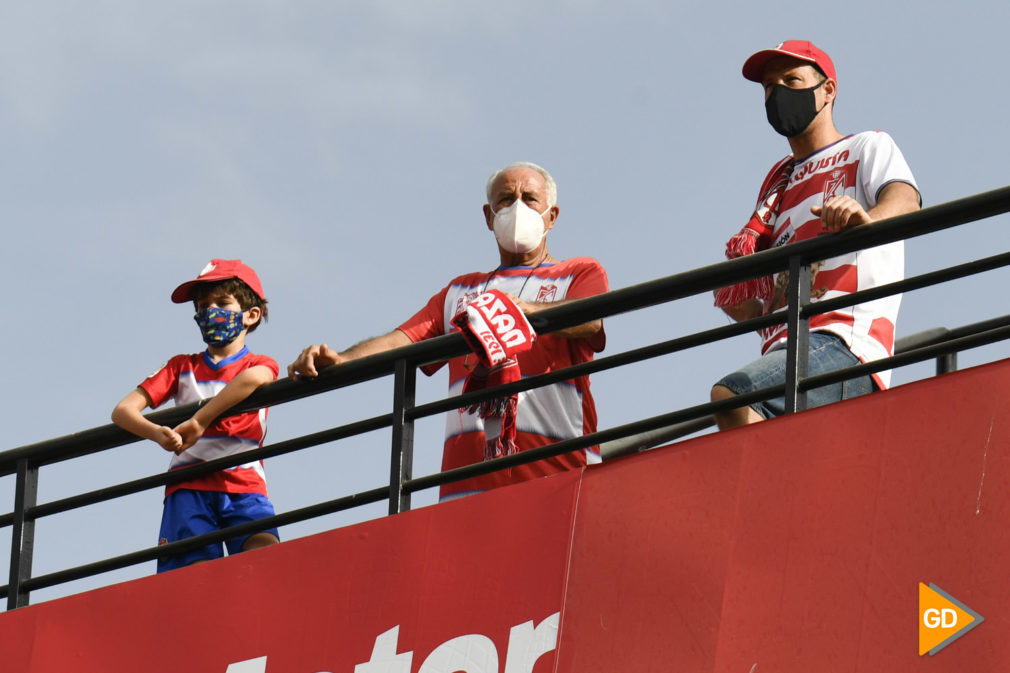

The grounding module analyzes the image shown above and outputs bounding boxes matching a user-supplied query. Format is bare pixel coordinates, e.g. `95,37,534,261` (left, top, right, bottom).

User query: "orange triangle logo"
918,582,984,655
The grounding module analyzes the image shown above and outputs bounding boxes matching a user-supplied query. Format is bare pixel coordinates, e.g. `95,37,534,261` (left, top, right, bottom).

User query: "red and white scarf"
451,289,537,461
714,158,793,308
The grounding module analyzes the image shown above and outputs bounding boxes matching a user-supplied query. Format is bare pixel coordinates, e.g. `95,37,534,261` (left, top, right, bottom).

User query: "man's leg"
711,332,873,432
711,384,765,429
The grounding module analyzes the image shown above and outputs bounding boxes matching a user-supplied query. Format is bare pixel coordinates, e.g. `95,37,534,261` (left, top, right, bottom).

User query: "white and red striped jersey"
759,131,918,389
139,347,279,497
398,257,608,501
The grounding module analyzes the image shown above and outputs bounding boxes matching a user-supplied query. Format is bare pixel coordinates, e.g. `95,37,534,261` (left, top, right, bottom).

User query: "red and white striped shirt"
399,257,608,501
758,131,918,389
140,347,278,497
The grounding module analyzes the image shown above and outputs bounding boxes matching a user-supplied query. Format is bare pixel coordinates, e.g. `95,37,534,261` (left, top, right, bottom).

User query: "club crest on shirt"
537,284,558,303
454,291,480,316
823,169,846,202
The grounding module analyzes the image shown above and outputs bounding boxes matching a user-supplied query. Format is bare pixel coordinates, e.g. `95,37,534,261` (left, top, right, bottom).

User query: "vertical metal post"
389,358,416,515
936,352,958,375
784,254,812,414
8,458,38,610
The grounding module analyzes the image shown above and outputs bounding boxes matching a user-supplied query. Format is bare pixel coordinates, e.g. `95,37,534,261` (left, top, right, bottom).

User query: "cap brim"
742,48,818,82
171,280,203,303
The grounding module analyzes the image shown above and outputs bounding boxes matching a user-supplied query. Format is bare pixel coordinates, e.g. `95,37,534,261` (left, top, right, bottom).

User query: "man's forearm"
720,298,763,323
339,330,414,361
513,296,604,340
552,318,603,339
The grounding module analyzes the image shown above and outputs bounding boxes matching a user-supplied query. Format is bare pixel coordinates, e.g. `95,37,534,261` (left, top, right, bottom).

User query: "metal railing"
3,185,1010,610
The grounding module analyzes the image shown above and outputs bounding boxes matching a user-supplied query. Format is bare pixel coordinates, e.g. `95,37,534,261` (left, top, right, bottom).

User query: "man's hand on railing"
288,344,344,379
288,331,415,380
811,195,873,232
813,182,920,233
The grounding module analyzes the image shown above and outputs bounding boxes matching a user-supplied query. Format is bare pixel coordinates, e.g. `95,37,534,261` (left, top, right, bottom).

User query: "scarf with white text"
451,289,537,461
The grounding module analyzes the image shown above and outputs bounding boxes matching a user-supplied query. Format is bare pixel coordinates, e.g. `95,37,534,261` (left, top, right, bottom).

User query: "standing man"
289,162,609,500
712,41,920,429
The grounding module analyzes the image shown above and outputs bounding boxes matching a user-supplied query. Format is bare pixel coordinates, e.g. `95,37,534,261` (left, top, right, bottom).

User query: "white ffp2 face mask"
491,200,548,254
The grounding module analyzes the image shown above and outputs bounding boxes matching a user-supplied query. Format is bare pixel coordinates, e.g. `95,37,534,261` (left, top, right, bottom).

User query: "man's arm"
173,365,276,450
718,298,763,323
111,388,184,453
288,330,414,379
812,181,920,232
508,295,603,339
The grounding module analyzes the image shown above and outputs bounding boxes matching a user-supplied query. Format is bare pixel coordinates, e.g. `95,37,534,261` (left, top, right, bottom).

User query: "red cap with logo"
171,259,266,303
742,40,836,83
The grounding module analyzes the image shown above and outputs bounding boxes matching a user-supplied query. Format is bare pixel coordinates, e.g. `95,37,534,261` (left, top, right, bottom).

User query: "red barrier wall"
2,360,1008,672
0,470,581,672
558,359,1010,672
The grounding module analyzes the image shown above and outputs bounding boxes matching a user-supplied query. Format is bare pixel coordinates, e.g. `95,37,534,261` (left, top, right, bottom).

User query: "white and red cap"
742,40,836,83
171,258,266,303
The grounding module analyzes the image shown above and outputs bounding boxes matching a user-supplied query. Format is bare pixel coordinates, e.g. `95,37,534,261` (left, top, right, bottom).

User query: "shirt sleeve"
565,257,609,300
138,355,184,409
249,354,280,379
860,131,919,208
563,258,609,352
396,285,453,376
398,284,451,344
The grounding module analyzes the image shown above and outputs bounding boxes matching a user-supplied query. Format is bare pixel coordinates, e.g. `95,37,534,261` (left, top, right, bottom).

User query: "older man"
290,162,609,500
712,41,920,429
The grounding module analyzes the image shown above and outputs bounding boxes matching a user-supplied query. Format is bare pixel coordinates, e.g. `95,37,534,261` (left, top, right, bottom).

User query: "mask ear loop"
810,77,829,114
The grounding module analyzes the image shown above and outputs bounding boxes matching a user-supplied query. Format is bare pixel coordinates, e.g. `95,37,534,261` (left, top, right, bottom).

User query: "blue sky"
2,1,1008,604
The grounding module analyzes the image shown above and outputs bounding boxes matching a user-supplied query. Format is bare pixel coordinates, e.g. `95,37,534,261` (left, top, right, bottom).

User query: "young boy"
112,259,280,573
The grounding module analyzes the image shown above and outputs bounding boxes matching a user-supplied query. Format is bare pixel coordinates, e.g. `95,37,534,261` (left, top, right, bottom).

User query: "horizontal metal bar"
5,305,1004,529
521,186,1010,335
412,249,1010,424
408,310,788,421
5,313,1007,597
800,249,1010,319
600,417,716,460
799,319,1010,393
595,319,997,459
371,308,1010,497
3,187,1010,609
0,413,392,527
5,186,1009,475
0,485,391,597
403,385,789,495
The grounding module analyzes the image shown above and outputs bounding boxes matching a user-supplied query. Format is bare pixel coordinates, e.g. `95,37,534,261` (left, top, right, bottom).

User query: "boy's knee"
242,532,279,552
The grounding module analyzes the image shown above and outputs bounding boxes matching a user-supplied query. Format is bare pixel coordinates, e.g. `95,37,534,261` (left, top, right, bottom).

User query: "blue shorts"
714,331,875,420
157,490,279,573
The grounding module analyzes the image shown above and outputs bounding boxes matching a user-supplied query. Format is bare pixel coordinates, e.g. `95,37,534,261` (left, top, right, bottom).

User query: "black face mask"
765,80,826,137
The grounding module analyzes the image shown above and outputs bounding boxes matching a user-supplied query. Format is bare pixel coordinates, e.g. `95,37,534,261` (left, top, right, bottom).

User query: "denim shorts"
158,489,279,573
714,331,874,420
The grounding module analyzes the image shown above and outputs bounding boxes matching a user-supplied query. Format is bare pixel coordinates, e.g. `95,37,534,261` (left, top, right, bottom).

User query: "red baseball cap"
171,259,266,303
742,40,836,83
